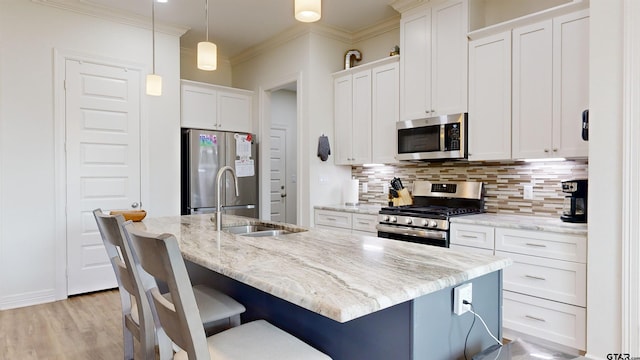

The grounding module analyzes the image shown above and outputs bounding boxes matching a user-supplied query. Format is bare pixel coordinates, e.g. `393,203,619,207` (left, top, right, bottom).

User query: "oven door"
376,224,449,247
396,113,467,161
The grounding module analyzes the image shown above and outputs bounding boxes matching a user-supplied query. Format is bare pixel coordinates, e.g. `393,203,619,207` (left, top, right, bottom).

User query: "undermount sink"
222,223,306,237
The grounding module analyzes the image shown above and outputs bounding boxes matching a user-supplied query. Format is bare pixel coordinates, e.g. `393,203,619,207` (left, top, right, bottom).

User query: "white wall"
0,1,181,308
352,27,400,64
180,47,233,86
587,0,624,357
232,30,352,227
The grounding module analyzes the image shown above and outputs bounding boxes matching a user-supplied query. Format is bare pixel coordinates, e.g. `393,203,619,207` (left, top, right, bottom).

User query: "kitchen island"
134,214,512,360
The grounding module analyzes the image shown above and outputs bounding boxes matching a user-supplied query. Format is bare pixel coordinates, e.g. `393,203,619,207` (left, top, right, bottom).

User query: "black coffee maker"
560,179,588,223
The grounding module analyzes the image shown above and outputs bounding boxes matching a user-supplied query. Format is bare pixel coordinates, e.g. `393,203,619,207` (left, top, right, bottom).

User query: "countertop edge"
450,213,588,236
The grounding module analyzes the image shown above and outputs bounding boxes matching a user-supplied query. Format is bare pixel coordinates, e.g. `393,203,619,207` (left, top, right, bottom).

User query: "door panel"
270,128,286,222
66,60,141,295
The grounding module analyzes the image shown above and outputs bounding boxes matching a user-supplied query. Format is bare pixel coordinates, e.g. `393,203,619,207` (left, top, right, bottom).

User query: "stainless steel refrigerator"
181,129,258,217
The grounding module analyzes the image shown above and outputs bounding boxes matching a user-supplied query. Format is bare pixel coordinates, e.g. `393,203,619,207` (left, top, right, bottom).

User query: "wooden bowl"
110,209,147,222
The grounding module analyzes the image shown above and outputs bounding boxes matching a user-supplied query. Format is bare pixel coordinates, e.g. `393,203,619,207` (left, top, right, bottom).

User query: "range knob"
428,220,438,228
390,216,397,223
382,215,390,222
405,218,413,225
421,219,429,226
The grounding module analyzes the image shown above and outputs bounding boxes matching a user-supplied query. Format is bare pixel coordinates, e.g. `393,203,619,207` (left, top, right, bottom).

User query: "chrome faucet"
215,166,239,231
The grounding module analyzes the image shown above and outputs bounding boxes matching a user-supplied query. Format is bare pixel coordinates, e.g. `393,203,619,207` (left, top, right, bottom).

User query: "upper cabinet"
468,32,512,161
467,7,589,161
512,10,589,159
333,56,399,165
399,0,468,121
180,80,253,133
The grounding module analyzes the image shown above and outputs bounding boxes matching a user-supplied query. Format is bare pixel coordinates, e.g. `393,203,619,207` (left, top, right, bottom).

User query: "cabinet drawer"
314,210,352,229
498,251,586,306
495,228,586,263
352,214,378,233
503,291,585,350
449,244,494,255
450,223,495,250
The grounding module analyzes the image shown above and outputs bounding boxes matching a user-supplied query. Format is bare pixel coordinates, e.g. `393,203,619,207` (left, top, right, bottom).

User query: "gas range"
377,181,485,247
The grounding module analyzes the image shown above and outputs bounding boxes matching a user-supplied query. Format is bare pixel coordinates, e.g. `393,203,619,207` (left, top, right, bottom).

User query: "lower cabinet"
314,209,378,236
450,222,587,351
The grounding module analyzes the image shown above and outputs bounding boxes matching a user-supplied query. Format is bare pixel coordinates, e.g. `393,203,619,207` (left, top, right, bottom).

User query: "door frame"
622,0,640,353
258,73,302,223
53,49,149,300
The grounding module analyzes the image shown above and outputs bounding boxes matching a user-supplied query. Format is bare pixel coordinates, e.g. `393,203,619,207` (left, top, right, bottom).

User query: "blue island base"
186,261,503,360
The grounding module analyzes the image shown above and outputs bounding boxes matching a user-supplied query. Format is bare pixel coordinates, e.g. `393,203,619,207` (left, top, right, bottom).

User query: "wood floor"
0,289,124,360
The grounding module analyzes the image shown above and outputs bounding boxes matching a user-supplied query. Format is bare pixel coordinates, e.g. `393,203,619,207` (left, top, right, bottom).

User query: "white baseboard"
0,289,57,310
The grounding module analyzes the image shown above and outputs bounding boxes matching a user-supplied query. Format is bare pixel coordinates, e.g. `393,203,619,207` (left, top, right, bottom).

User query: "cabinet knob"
544,149,550,153
553,148,558,152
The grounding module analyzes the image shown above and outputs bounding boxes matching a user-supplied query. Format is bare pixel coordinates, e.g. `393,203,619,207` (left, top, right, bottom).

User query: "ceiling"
86,0,400,59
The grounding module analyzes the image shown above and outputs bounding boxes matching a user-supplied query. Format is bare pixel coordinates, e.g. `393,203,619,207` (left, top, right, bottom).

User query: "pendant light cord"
205,0,209,42
151,0,156,74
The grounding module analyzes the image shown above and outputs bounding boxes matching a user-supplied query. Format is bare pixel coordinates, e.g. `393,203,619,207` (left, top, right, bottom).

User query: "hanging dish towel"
317,135,331,161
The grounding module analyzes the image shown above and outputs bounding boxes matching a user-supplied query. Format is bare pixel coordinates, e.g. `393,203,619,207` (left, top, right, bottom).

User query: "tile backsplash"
352,160,588,218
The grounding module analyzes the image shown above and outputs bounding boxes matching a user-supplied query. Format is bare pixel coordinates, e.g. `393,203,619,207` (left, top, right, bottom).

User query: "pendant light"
146,0,162,96
295,0,321,23
197,0,217,71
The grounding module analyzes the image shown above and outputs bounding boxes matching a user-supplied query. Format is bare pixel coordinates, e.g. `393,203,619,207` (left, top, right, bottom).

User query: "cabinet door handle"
525,315,546,322
326,217,337,221
358,221,370,225
460,234,479,239
525,243,547,248
525,275,546,281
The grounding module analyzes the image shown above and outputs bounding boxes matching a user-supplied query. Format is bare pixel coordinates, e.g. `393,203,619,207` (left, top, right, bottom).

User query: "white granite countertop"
450,213,588,236
133,214,511,323
314,204,382,215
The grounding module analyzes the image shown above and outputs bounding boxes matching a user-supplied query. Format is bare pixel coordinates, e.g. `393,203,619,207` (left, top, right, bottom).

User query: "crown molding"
230,22,352,66
351,15,400,43
390,0,430,13
31,0,189,37
230,16,400,66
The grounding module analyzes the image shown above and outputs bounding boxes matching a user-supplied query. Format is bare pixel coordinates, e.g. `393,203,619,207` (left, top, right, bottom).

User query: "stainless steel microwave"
396,113,467,161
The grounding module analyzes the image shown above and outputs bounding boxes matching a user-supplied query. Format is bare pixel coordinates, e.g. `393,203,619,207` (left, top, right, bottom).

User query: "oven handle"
376,224,447,240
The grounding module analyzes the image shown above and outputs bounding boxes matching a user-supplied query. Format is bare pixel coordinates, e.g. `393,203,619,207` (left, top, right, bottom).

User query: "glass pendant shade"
146,74,162,96
295,0,321,22
197,41,218,71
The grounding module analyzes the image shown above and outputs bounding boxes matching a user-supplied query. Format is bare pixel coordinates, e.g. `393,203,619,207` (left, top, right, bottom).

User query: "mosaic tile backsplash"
352,160,589,218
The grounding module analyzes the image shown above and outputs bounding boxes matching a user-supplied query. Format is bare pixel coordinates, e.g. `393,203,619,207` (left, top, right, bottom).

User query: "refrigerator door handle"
221,204,256,211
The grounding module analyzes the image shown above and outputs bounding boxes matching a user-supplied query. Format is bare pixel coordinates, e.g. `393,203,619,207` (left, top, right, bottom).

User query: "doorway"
269,87,298,224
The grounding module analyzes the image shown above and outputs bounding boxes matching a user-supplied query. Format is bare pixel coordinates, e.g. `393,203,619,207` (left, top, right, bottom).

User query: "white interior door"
270,128,286,222
65,60,141,295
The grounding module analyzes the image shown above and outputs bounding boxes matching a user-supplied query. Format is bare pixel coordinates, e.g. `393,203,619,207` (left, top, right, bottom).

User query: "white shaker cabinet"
468,32,512,161
551,10,590,158
371,61,399,164
180,80,253,133
314,209,378,236
512,20,554,159
512,10,589,159
450,221,587,351
399,0,468,121
217,89,253,133
181,81,217,130
333,56,399,165
334,69,372,165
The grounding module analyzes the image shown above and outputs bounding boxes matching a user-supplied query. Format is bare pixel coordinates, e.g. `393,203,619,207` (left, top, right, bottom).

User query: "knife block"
392,189,413,206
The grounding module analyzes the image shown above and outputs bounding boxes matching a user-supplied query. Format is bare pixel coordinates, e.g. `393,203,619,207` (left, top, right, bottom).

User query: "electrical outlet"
453,283,473,315
382,183,389,194
523,185,533,200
